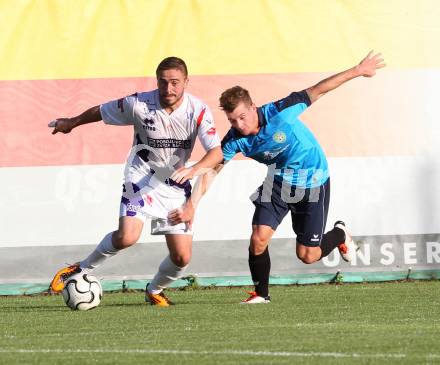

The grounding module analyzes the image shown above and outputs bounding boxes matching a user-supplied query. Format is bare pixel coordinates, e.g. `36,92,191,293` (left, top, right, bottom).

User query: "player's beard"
159,92,184,110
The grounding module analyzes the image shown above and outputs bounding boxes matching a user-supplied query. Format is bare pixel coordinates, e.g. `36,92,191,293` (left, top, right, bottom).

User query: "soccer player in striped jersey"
49,57,223,306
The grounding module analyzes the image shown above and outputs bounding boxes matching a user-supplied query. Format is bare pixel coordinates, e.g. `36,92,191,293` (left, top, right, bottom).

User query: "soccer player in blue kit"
219,51,385,303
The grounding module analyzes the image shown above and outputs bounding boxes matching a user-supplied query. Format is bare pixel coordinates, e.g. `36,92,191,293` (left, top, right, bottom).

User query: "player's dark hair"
219,86,253,113
156,57,188,78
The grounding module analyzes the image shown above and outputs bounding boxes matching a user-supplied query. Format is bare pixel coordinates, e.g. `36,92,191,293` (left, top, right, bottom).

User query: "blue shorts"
251,178,330,247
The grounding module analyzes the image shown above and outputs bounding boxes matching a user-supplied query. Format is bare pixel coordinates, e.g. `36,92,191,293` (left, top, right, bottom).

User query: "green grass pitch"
1,281,439,365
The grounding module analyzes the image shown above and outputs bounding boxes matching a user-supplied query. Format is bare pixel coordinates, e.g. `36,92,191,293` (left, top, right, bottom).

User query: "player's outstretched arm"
306,51,386,103
49,105,102,135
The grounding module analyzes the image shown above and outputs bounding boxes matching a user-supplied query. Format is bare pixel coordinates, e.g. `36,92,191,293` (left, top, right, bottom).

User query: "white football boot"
334,221,358,262
240,291,271,304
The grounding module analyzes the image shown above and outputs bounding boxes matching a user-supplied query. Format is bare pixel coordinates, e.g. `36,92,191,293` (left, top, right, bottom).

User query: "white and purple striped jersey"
100,90,220,183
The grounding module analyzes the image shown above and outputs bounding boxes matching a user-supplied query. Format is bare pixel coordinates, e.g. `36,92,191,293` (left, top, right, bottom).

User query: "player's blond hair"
219,86,253,113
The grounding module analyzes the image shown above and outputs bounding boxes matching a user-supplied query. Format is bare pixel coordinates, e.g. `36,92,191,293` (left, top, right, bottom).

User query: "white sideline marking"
0,348,421,359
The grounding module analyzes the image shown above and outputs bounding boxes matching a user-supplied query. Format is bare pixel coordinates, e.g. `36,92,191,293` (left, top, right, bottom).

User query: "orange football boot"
145,284,174,307
49,263,81,293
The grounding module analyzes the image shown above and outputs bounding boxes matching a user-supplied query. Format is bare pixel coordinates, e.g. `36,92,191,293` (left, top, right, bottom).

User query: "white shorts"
120,170,192,235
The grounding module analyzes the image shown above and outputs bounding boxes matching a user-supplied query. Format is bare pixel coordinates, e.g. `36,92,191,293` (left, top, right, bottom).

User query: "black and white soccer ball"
62,273,102,311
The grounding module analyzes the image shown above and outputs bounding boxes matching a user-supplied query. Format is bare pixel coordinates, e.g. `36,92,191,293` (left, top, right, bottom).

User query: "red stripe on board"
0,71,433,167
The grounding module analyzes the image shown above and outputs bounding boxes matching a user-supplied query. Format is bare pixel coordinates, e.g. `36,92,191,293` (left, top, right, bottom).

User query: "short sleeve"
100,94,136,126
272,90,311,118
196,106,221,151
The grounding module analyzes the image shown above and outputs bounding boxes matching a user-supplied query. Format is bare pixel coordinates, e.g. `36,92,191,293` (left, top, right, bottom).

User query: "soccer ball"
62,273,102,311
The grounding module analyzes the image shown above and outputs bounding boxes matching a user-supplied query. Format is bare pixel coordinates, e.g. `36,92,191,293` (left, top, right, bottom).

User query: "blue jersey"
221,90,329,188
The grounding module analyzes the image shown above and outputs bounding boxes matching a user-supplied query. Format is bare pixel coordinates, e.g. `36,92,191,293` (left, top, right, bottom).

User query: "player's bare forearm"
168,162,223,226
193,162,224,205
72,105,102,127
170,147,223,184
186,157,223,210
306,67,359,103
188,165,219,210
49,105,102,134
190,146,223,176
306,51,385,103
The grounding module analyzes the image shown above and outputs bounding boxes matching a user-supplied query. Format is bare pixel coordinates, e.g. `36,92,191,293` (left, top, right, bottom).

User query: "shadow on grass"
100,302,148,308
0,305,67,312
102,299,235,307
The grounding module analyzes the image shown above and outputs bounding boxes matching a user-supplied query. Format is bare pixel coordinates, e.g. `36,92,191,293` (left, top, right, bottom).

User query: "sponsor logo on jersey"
147,137,191,149
262,145,290,160
273,131,287,144
126,203,142,212
142,117,156,131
